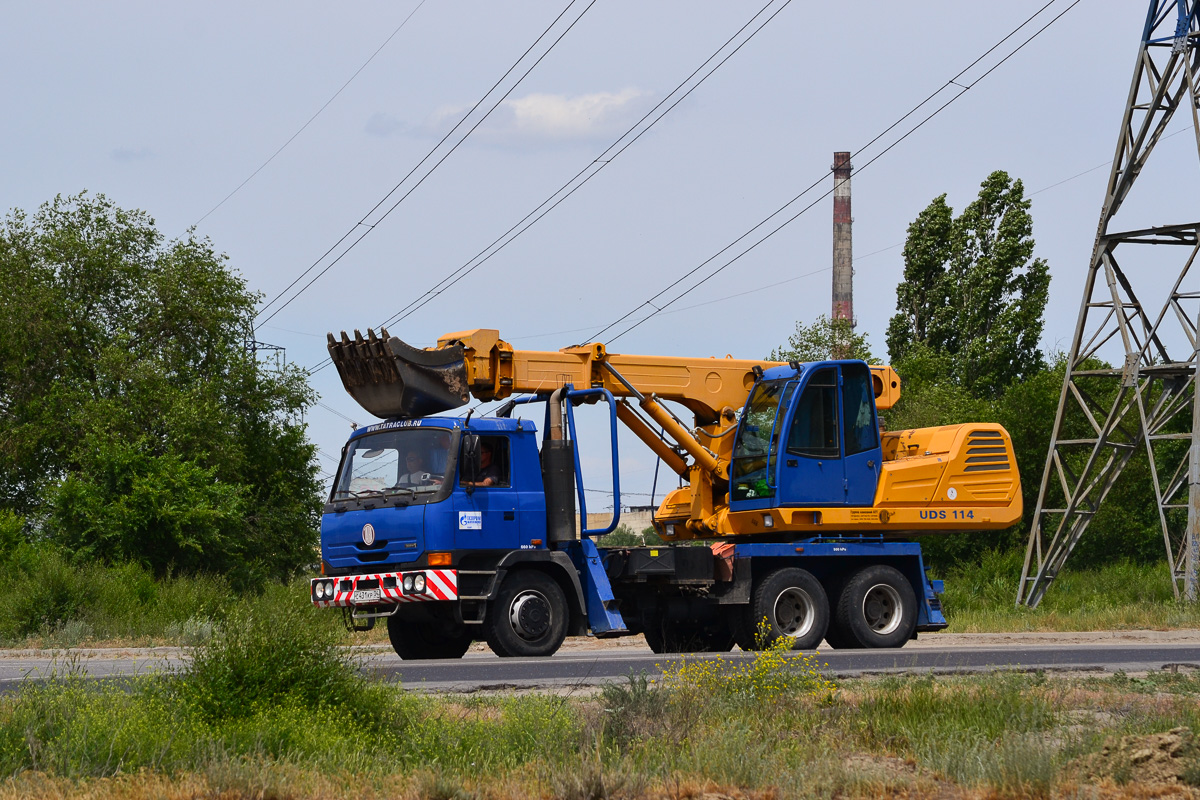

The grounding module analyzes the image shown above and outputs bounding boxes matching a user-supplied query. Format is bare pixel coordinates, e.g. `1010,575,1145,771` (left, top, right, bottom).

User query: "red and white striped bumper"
310,569,458,608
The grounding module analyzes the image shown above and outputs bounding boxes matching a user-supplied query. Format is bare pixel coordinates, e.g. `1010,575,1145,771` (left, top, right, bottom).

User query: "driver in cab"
397,450,440,486
464,441,502,487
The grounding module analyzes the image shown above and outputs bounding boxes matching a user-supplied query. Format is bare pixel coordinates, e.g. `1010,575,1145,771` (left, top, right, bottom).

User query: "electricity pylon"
1018,0,1200,607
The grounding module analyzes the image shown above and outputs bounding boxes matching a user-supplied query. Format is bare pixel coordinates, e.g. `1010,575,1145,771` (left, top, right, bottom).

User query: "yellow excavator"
314,328,1021,658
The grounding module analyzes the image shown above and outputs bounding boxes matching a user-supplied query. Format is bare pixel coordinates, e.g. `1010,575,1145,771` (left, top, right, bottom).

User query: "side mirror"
460,434,481,490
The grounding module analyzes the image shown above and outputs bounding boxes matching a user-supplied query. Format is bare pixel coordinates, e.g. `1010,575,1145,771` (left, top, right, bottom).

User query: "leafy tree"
769,315,877,364
886,171,1050,398
0,193,320,586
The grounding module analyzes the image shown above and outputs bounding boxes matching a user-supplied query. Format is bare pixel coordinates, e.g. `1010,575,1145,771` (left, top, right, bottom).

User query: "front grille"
355,539,388,551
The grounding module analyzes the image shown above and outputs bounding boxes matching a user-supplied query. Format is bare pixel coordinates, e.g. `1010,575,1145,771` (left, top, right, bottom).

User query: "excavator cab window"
730,378,796,501
786,368,839,458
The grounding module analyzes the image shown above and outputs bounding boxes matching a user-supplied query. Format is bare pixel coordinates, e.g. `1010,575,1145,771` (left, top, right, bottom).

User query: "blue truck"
311,328,1022,658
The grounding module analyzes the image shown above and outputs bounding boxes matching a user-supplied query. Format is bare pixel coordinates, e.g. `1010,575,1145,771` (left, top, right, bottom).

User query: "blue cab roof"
349,415,537,443
760,358,868,382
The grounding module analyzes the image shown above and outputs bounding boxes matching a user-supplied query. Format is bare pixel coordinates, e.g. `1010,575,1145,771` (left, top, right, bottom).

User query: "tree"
0,193,320,585
769,315,877,364
886,171,1050,398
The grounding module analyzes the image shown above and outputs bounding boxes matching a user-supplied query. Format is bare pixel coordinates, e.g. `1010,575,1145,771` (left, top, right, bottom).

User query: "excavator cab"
730,361,882,510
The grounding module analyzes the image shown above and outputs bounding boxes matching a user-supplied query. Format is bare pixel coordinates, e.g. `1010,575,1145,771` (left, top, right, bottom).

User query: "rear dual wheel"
829,565,917,649
738,568,829,651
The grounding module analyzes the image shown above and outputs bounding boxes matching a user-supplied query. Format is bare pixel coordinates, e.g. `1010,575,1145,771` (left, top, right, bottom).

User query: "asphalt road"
1,639,1195,694
362,643,1200,692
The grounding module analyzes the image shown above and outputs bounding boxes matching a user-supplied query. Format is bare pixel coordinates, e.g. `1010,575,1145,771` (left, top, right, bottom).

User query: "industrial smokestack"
832,152,853,334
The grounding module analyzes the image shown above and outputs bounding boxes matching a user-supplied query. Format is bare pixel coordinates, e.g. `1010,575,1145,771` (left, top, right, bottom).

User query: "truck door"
453,435,520,550
840,362,882,506
776,367,844,505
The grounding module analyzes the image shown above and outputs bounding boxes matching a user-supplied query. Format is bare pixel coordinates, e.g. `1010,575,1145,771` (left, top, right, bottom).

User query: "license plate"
351,589,382,603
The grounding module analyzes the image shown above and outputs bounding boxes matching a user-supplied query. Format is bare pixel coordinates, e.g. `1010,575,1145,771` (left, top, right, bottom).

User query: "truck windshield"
332,428,455,501
730,379,795,501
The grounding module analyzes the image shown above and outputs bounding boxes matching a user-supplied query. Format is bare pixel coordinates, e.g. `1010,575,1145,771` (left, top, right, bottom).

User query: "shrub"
179,599,378,722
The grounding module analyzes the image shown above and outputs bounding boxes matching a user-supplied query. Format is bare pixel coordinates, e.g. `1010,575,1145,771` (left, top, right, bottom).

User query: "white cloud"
415,88,655,146
499,88,653,140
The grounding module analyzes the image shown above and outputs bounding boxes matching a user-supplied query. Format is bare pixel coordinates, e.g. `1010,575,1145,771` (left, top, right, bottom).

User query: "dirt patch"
1074,727,1200,787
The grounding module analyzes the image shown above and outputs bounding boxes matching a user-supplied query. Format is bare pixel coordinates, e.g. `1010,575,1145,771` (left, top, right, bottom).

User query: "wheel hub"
510,591,551,640
773,587,815,637
862,584,902,635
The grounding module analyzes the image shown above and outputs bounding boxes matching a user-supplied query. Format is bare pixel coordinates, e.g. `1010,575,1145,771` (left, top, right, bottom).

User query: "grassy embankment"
1,541,1196,649
0,608,1198,798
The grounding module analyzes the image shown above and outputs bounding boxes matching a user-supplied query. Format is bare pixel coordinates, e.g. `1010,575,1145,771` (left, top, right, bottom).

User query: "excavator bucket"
327,328,470,419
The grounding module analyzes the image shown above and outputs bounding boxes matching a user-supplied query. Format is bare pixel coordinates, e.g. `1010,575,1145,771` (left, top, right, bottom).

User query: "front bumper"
310,569,458,608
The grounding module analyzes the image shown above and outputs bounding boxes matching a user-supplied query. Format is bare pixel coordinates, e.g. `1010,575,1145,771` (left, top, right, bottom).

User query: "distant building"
577,504,656,535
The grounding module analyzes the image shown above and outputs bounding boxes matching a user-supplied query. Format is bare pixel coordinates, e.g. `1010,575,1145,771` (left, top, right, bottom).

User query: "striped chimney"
831,151,853,328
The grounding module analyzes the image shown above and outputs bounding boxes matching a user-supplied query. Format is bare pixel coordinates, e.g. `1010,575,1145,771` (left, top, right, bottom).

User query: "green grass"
935,547,1200,632
0,609,1197,798
0,541,344,648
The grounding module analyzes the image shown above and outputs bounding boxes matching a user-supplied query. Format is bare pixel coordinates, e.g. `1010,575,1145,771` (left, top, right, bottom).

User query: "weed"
659,619,837,704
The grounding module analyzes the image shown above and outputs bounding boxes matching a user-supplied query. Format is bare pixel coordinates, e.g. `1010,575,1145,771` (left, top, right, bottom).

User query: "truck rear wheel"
741,568,828,651
485,570,568,658
834,565,916,648
387,615,473,660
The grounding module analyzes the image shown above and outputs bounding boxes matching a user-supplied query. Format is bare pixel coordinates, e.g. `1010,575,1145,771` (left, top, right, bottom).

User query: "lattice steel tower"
1019,1,1200,607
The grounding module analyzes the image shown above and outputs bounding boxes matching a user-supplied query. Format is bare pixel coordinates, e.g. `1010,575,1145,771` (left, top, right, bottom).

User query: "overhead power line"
371,0,795,331
256,0,597,327
306,0,796,376
590,0,1081,345
193,0,428,227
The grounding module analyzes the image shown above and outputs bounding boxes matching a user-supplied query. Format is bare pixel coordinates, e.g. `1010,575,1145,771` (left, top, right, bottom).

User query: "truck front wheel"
834,565,917,648
740,568,829,651
485,570,568,658
387,615,473,660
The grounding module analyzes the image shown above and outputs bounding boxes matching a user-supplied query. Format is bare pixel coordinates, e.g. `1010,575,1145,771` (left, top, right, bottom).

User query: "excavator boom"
328,327,900,423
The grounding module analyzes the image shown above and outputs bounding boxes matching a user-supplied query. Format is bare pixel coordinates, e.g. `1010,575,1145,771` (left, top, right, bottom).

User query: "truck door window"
786,368,839,458
464,436,509,488
841,363,879,456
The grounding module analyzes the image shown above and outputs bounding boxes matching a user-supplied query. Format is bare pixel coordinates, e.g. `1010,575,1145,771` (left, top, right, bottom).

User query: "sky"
4,0,1196,512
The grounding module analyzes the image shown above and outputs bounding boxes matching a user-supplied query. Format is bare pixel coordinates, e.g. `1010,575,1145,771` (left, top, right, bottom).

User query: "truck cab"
323,418,551,570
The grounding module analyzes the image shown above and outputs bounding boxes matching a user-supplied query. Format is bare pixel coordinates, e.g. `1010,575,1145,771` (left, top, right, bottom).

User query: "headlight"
402,575,414,592
325,581,336,597
315,582,325,599
413,573,426,593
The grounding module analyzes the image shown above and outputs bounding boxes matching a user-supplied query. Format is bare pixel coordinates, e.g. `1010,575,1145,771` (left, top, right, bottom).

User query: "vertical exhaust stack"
831,151,854,358
542,388,578,542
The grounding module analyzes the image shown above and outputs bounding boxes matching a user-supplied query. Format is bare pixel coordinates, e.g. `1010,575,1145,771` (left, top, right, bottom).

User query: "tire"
741,568,829,651
485,570,568,658
834,565,917,649
387,615,472,660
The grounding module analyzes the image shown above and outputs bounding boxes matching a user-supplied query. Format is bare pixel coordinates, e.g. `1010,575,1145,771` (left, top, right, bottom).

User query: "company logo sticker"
946,487,958,500
458,511,483,530
362,523,376,546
